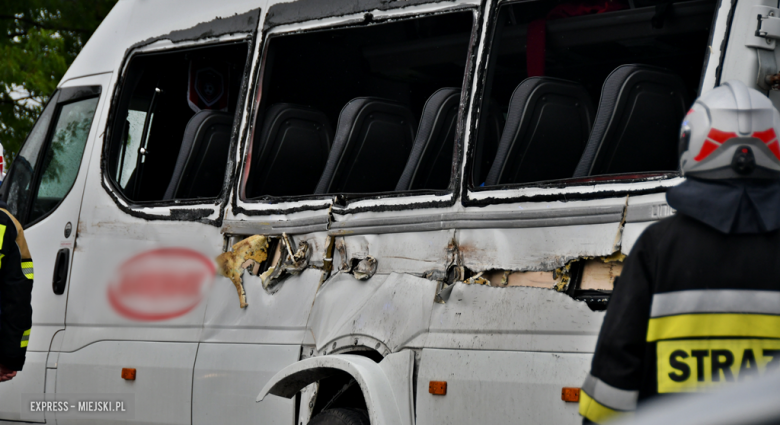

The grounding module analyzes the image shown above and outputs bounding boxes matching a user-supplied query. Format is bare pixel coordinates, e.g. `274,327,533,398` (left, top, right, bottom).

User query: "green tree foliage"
0,0,118,164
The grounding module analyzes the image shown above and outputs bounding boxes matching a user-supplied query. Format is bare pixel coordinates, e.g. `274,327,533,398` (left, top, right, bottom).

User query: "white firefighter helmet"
679,80,780,179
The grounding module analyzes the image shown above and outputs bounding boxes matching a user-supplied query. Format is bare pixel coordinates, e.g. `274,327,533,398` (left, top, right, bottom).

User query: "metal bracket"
757,48,778,90
747,6,780,50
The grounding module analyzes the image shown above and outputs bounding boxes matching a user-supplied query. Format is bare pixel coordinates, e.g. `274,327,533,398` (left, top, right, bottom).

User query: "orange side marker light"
121,368,136,381
561,387,580,402
429,381,447,395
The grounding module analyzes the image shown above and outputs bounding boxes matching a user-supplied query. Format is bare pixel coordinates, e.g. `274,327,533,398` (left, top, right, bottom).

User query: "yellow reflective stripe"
0,224,5,250
647,314,780,342
20,329,30,348
21,261,34,280
579,390,630,424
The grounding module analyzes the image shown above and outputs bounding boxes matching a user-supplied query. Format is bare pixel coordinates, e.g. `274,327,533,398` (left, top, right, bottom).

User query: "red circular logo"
108,248,215,321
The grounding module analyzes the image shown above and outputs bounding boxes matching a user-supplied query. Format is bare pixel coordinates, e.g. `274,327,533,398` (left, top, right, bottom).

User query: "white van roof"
60,0,262,85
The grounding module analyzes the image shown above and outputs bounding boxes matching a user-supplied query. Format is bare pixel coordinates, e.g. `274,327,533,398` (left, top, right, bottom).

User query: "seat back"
485,77,594,186
573,64,689,177
472,99,505,187
247,104,332,197
395,88,460,191
163,110,233,200
315,98,416,194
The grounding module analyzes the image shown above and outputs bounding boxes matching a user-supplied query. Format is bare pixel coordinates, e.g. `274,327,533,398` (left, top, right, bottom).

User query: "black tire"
308,408,370,425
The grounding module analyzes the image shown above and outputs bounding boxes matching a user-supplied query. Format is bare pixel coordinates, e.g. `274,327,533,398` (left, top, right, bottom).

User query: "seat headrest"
315,97,416,194
396,87,460,191
164,110,233,200
485,77,594,186
573,64,689,177
247,103,333,197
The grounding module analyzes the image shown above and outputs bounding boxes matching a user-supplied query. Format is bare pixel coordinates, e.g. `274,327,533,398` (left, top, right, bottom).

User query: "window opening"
244,11,474,199
473,0,716,189
107,42,249,202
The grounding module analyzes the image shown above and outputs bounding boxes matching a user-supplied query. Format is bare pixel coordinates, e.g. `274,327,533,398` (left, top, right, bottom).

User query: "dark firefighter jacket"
0,200,33,371
579,178,780,424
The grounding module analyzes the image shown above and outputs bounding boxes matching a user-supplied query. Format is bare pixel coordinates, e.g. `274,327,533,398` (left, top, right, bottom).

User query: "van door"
0,74,108,422
52,35,252,425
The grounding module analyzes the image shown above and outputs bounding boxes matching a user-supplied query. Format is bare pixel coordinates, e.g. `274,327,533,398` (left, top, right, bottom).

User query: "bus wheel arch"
257,351,414,425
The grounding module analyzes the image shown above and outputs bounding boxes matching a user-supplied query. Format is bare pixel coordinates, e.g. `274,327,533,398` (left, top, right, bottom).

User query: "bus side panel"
416,349,591,424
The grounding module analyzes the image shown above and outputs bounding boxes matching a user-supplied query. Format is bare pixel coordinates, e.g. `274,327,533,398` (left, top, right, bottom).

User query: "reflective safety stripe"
579,390,630,424
0,224,5,250
647,314,780,342
21,329,30,348
651,290,780,318
21,261,33,279
581,374,639,411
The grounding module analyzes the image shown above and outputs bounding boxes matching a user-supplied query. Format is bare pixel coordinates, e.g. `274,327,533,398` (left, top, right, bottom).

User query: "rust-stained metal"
216,234,269,308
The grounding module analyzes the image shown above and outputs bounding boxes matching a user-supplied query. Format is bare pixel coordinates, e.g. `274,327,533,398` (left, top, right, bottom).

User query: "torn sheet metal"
216,235,269,308
352,257,378,280
424,283,604,353
305,272,438,354
458,223,619,272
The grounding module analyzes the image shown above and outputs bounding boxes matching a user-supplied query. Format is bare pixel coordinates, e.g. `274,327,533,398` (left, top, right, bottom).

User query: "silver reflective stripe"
582,374,638,411
650,290,780,318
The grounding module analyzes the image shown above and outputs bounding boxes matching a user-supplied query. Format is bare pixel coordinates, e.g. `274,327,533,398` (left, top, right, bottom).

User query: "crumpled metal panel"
201,268,321,345
342,230,455,275
458,223,620,272
423,283,604,352
307,272,438,353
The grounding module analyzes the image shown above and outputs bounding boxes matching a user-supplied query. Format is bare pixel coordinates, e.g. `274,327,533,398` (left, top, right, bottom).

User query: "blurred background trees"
0,0,118,164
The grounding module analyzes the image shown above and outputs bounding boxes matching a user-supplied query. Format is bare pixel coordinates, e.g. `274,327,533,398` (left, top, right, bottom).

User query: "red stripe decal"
752,128,777,143
686,108,695,116
707,128,737,144
768,141,780,160
694,140,720,161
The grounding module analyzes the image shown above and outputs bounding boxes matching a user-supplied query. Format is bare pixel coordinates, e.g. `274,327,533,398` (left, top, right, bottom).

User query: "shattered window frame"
459,0,720,206
236,4,481,210
101,34,256,224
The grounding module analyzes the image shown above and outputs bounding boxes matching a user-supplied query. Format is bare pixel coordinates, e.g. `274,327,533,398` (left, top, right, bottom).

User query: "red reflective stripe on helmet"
752,128,777,143
686,108,695,116
694,140,720,161
767,141,780,160
707,128,738,144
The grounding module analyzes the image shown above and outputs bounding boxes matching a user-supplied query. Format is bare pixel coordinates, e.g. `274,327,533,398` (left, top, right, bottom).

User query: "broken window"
243,11,474,199
106,42,249,202
473,0,716,188
2,87,100,226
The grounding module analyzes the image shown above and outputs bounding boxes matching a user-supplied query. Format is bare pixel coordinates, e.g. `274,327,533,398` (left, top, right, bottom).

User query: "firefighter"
0,200,33,382
579,80,780,423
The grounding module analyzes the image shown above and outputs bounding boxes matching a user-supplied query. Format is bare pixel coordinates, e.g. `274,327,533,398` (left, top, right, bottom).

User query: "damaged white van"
0,0,771,423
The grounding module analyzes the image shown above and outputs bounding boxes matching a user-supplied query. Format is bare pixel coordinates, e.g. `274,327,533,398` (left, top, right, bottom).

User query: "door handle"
52,248,70,295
